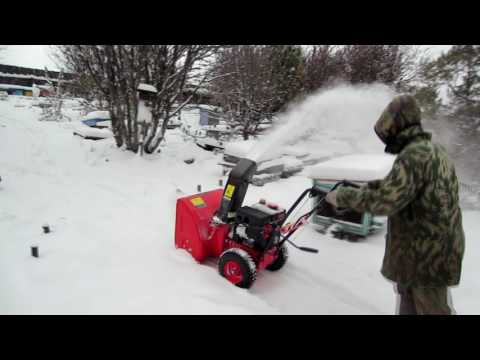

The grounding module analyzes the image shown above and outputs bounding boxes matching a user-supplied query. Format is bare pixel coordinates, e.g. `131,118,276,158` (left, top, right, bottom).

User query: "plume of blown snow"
247,83,397,162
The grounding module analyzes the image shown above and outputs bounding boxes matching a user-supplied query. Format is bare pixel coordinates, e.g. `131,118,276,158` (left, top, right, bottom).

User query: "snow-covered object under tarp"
308,154,396,182
81,111,110,127
224,140,257,159
283,156,304,172
224,140,309,163
82,111,110,121
257,157,285,172
73,124,113,140
281,146,310,159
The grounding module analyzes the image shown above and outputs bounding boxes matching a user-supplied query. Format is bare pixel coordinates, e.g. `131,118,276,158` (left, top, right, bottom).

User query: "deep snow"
1,95,479,314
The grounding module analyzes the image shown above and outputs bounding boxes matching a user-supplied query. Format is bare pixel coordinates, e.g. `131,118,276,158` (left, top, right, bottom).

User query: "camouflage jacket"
337,104,465,287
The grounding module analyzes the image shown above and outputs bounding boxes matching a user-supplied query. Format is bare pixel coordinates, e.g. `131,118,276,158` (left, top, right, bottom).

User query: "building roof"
0,64,75,81
0,83,33,91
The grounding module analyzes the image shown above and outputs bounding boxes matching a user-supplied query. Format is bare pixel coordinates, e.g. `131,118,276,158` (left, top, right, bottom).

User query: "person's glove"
325,190,338,207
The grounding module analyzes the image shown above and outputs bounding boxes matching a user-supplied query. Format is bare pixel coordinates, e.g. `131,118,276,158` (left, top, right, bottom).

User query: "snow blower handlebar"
278,180,360,253
214,157,360,254
278,187,324,253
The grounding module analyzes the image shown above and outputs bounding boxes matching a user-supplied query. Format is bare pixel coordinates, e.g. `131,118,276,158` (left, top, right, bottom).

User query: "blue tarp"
82,119,109,127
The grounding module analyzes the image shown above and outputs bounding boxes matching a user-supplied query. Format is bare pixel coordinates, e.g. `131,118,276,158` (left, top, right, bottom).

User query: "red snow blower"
175,158,348,289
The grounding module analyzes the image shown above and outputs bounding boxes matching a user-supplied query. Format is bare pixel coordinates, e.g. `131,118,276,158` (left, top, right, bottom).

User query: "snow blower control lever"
174,158,356,288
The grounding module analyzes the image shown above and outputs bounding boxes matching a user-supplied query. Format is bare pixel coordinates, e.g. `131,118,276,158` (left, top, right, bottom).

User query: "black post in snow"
31,246,39,258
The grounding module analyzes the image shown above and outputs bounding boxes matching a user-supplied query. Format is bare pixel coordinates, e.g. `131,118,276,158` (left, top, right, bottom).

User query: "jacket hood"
374,94,428,154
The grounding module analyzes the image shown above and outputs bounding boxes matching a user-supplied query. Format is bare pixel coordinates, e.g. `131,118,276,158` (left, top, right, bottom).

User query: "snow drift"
1,92,479,315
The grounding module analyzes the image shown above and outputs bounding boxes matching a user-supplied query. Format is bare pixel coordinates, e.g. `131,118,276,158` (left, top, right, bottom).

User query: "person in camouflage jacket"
326,94,465,315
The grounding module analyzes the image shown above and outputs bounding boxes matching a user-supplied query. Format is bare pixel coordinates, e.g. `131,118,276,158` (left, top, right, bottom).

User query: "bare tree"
142,45,221,153
210,45,305,140
303,45,346,92
55,45,221,154
38,67,70,122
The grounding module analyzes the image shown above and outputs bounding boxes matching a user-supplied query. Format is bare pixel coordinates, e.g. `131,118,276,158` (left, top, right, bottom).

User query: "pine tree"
424,45,480,115
422,45,480,181
412,85,443,119
266,45,305,112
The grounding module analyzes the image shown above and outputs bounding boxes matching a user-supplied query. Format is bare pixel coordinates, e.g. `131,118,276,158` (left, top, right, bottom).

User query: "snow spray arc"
246,83,396,162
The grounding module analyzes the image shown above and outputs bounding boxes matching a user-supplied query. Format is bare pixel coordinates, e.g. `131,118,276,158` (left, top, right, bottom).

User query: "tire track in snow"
250,261,386,314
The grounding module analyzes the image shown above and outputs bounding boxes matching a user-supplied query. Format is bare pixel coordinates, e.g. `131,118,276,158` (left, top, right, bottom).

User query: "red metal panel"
175,189,226,262
208,224,230,257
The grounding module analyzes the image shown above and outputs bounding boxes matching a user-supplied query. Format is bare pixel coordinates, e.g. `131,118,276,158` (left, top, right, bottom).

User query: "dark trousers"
397,285,453,315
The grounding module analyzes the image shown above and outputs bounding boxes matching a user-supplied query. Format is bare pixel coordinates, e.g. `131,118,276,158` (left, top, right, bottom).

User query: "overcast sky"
1,45,59,70
0,45,454,71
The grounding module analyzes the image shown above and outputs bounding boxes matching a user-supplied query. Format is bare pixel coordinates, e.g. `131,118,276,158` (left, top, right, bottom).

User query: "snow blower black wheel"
218,248,257,289
266,245,289,271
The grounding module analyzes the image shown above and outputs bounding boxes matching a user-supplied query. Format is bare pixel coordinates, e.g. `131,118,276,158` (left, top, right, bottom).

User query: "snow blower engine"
175,158,349,288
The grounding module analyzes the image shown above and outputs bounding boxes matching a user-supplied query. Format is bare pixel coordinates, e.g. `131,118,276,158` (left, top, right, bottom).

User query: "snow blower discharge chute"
175,158,356,288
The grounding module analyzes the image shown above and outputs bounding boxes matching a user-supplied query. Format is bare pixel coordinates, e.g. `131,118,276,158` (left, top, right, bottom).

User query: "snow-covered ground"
1,95,479,314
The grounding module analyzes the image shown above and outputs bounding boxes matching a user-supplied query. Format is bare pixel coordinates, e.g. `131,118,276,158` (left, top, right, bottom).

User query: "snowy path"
1,99,478,314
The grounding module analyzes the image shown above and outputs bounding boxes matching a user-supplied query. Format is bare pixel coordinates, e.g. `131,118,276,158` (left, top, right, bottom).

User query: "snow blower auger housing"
175,158,340,289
